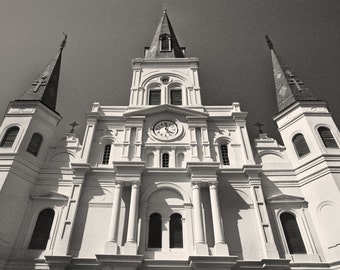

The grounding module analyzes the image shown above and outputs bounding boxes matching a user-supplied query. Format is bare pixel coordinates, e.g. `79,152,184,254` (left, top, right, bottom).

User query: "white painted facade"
0,12,340,270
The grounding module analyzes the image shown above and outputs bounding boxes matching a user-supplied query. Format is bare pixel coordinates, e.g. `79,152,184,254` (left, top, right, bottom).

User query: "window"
148,213,162,248
149,89,161,105
160,34,171,51
102,144,111,164
162,153,169,167
220,144,229,165
292,133,310,157
27,133,43,156
318,127,338,148
28,209,55,250
280,212,306,254
0,126,19,147
170,213,183,248
170,88,182,105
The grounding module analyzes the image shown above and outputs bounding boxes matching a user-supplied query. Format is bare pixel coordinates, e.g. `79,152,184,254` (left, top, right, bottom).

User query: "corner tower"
0,36,66,260
267,35,340,261
129,10,202,108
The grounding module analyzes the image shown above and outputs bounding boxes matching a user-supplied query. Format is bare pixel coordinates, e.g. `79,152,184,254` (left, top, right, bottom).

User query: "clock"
153,120,178,139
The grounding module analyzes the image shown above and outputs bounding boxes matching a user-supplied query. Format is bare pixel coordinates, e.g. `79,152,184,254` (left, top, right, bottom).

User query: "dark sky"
0,0,339,145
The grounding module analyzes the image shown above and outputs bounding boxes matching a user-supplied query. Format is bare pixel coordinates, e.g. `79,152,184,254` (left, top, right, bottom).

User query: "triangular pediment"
124,104,208,118
266,193,306,204
30,191,68,201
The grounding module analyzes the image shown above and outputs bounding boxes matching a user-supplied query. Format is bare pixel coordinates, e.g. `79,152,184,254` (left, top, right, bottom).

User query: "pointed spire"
265,34,318,112
145,10,185,58
16,34,67,111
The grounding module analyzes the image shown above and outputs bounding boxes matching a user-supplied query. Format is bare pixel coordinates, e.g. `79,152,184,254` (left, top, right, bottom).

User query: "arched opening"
148,213,162,248
28,208,55,250
318,127,338,148
220,143,229,165
160,34,171,51
170,213,183,248
102,144,112,164
27,132,43,156
280,212,306,254
162,153,169,167
0,126,19,147
292,133,310,157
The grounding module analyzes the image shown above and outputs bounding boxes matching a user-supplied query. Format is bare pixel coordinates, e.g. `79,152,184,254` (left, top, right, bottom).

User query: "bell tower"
129,10,202,108
267,35,340,260
0,36,66,260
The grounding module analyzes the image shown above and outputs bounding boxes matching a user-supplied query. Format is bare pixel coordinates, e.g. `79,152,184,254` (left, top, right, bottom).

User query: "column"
124,182,140,255
122,128,131,160
162,217,170,252
105,182,123,254
201,126,212,162
189,127,199,161
209,182,229,255
191,182,209,255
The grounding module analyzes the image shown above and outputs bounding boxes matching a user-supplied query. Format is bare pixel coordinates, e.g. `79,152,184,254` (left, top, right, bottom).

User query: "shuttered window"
148,213,162,248
220,144,230,165
162,153,169,167
160,35,171,51
0,126,19,147
102,144,111,164
280,213,306,254
27,133,43,156
149,89,161,105
318,127,338,148
170,89,182,105
292,133,310,157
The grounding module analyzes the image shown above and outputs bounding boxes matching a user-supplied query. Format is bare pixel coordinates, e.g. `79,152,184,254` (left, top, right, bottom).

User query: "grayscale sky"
0,0,339,144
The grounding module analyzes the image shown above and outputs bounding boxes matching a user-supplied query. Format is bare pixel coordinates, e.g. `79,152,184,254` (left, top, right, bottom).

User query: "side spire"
16,34,67,111
265,34,318,112
145,10,185,58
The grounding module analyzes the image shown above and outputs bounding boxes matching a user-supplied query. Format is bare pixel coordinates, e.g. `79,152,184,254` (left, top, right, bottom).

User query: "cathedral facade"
0,11,340,270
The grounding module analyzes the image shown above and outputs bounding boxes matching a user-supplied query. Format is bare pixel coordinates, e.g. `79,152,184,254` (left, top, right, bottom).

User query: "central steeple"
144,10,185,58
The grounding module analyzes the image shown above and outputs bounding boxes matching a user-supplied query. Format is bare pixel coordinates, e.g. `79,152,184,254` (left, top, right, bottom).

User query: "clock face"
153,120,178,139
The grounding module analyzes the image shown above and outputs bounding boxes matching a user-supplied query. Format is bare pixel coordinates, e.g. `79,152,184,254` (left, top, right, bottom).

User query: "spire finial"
163,3,167,13
265,34,273,50
60,32,68,51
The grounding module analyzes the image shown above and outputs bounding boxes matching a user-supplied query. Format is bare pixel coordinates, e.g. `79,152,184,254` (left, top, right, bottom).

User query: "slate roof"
145,10,185,58
16,35,67,111
266,35,319,112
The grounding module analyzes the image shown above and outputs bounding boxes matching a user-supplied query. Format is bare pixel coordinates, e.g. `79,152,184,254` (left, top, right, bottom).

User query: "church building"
0,10,340,270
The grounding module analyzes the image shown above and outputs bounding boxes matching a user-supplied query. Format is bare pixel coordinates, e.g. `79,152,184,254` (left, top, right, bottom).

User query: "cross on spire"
69,121,79,133
32,73,48,92
254,121,264,134
286,70,304,91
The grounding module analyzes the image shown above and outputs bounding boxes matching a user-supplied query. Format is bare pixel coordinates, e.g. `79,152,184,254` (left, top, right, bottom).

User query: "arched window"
149,88,161,105
170,88,182,105
148,213,162,248
102,144,112,164
170,213,183,248
280,212,306,254
160,34,171,51
292,133,310,157
28,209,55,250
220,143,229,165
27,133,43,156
0,126,19,147
162,153,169,167
318,127,338,148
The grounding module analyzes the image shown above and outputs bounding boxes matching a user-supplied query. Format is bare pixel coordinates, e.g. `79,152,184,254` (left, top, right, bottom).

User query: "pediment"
266,193,306,204
30,191,68,201
124,104,208,118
